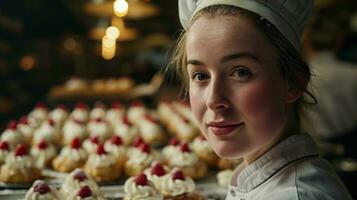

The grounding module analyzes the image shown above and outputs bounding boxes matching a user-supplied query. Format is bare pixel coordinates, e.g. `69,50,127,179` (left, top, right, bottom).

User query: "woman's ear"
286,87,303,103
286,73,308,103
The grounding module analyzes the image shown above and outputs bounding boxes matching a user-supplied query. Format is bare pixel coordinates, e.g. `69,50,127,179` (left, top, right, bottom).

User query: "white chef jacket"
226,134,352,200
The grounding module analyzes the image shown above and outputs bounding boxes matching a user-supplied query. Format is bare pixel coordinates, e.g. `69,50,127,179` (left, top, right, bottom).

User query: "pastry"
25,180,64,200
87,118,112,142
84,144,121,182
33,119,61,146
127,100,147,124
60,168,99,196
62,118,88,145
70,102,89,123
138,114,166,145
105,101,125,127
166,142,207,179
0,141,10,166
83,136,100,154
162,138,181,165
52,138,87,173
144,161,170,192
190,135,219,167
30,140,56,168
104,135,126,169
17,116,35,144
125,143,155,177
161,168,203,200
123,172,164,200
113,116,139,146
89,101,107,120
0,144,41,183
0,120,26,149
48,104,68,127
28,102,48,125
217,169,233,188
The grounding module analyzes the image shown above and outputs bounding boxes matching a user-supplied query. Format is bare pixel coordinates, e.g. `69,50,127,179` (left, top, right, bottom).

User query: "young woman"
168,0,353,199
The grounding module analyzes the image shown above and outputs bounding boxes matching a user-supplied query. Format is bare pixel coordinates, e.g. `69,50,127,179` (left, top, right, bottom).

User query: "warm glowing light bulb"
102,35,116,48
114,0,128,17
106,26,120,40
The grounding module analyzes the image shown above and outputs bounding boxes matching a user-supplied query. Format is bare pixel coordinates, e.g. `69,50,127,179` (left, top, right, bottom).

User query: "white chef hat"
179,0,314,51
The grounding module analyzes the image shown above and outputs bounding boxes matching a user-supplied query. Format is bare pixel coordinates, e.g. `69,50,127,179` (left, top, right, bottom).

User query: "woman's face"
187,15,293,162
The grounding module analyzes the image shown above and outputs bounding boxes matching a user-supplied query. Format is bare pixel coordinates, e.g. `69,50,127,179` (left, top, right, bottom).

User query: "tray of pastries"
0,101,241,199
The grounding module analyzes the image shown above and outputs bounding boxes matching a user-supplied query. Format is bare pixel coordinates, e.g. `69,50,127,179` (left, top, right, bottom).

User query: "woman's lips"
207,122,243,136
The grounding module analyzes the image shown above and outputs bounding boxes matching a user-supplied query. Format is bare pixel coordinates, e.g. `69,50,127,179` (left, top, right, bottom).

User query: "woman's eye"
192,72,209,81
231,67,252,79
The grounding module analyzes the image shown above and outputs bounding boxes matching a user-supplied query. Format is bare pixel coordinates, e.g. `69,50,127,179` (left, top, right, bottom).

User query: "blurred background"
0,0,357,197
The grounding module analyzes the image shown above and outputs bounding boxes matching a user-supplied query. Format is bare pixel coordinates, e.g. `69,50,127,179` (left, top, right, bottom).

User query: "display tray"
0,170,227,199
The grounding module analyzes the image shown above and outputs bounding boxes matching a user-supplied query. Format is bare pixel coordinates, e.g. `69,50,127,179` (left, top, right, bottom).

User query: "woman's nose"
206,78,230,111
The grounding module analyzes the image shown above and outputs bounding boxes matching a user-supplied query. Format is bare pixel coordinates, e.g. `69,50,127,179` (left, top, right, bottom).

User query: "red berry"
123,116,132,126
75,102,87,109
139,143,150,153
180,143,190,153
0,141,9,151
95,118,103,123
73,170,87,182
37,140,48,150
73,119,84,125
57,104,67,110
19,116,29,125
35,102,47,109
33,180,51,194
77,185,92,198
132,100,143,107
15,144,28,156
182,117,190,124
48,119,55,127
134,173,148,186
96,144,106,155
111,135,122,146
70,138,81,149
169,138,180,146
151,162,166,177
172,169,185,181
111,102,122,109
7,120,17,130
133,137,144,147
144,114,160,124
90,136,99,144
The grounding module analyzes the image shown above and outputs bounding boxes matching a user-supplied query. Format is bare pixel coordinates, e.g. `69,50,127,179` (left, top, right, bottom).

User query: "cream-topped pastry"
17,116,35,143
87,118,112,142
125,143,155,177
89,101,107,121
167,142,207,179
70,102,89,123
0,121,26,149
62,118,88,145
191,135,219,167
52,138,87,172
25,180,64,200
33,119,61,146
49,104,69,127
114,116,139,146
123,173,163,200
161,168,202,199
143,161,170,192
127,101,147,124
173,115,198,141
172,102,196,124
67,185,105,200
83,136,100,154
28,102,48,124
0,141,10,166
105,102,125,127
157,102,175,125
104,135,126,166
30,140,56,168
138,114,166,145
0,144,41,183
162,138,181,164
84,144,120,182
61,168,99,196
